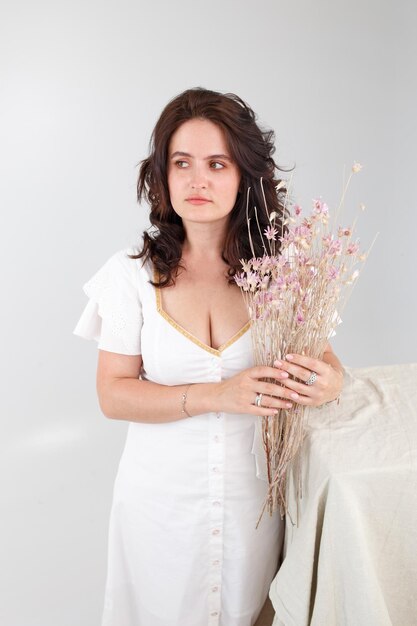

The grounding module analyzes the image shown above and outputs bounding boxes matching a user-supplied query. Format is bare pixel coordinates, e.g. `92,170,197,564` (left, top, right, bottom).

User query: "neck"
182,220,227,261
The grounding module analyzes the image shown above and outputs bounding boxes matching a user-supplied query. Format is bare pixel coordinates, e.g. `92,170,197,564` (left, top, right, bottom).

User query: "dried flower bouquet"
235,164,372,521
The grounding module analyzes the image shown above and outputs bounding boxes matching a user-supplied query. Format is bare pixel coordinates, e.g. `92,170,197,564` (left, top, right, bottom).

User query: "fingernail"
280,372,289,378
285,354,294,360
286,402,292,408
274,360,282,367
291,392,299,399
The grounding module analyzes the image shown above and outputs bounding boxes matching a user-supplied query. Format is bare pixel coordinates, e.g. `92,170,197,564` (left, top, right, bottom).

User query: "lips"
186,196,212,205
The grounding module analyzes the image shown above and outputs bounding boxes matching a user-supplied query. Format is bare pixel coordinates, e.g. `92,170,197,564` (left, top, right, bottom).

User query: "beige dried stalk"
236,165,375,521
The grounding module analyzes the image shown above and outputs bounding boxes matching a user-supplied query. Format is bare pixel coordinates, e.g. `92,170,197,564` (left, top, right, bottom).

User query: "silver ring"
255,393,263,407
305,371,318,386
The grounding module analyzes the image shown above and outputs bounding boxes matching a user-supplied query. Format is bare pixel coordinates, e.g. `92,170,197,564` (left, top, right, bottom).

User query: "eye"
210,161,225,170
175,160,189,168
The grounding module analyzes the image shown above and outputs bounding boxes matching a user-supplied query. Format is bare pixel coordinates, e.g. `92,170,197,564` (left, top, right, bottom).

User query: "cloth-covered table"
269,364,417,626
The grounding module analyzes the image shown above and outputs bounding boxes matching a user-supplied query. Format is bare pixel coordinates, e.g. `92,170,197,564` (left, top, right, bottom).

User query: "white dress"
74,249,284,626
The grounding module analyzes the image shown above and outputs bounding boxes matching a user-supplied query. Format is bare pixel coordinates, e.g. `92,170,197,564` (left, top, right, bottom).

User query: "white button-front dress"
74,249,284,626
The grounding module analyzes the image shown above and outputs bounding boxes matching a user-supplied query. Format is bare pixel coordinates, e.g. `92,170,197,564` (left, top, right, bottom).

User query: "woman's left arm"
273,342,344,407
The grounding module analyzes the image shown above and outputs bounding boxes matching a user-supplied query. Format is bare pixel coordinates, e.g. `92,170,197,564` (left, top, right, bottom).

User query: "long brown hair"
133,87,288,286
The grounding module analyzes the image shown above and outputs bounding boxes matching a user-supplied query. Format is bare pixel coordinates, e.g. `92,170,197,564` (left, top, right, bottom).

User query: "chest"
158,271,249,351
141,289,253,386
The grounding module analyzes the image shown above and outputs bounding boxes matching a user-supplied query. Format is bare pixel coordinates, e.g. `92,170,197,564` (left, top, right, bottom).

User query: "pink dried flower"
240,259,251,273
277,256,288,268
268,256,281,271
274,275,287,290
294,204,302,216
352,162,362,173
292,225,313,252
329,240,342,256
347,241,360,255
260,275,271,290
260,255,272,272
234,273,248,290
280,230,294,245
328,266,339,280
246,271,259,290
294,224,312,239
296,310,305,324
264,225,278,241
312,197,329,216
338,226,352,237
323,235,342,256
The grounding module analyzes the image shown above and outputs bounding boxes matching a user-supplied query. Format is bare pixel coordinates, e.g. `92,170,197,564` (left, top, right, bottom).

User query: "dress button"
212,500,221,507
212,586,219,592
213,559,220,566
214,435,220,443
212,528,220,535
211,611,219,617
216,412,221,419
212,466,218,472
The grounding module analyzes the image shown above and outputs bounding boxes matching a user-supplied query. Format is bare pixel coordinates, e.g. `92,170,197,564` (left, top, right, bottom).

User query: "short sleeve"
73,249,143,355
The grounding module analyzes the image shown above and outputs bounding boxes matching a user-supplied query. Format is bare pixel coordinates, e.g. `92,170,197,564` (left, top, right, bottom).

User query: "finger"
274,360,315,383
248,382,292,412
272,373,326,405
255,381,301,402
262,392,316,409
275,376,323,396
289,394,315,406
247,400,293,416
277,354,328,376
250,365,290,382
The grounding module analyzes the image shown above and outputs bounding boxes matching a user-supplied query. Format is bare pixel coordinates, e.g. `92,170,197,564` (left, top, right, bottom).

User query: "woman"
74,87,343,626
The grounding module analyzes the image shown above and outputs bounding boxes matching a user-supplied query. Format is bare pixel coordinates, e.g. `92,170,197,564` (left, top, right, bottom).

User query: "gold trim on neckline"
153,269,250,357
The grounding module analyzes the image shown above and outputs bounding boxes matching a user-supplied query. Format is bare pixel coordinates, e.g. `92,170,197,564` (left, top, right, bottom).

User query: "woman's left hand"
273,353,344,408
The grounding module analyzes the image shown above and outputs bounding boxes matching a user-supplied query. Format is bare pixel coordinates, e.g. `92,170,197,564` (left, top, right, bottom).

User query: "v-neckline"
153,267,250,357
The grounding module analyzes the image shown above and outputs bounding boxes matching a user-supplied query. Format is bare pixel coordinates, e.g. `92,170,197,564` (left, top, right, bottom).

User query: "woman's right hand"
212,366,298,416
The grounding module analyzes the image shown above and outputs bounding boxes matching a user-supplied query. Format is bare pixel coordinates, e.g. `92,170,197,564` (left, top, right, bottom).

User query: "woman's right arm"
97,350,295,424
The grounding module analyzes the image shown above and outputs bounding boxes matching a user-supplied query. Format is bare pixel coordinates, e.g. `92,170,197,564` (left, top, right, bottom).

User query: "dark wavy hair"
133,87,289,287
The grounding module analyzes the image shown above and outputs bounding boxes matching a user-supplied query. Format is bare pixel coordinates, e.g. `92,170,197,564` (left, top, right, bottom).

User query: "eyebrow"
170,151,232,161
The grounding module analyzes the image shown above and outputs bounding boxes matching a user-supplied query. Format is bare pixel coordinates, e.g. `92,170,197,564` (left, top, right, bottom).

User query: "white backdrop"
1,1,416,624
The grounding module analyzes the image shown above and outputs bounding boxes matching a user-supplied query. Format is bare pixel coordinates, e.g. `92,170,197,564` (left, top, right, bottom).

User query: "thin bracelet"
181,384,193,418
318,365,343,409
318,395,341,410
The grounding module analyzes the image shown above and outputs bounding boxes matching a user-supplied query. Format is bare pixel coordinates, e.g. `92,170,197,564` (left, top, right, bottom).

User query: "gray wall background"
1,0,416,624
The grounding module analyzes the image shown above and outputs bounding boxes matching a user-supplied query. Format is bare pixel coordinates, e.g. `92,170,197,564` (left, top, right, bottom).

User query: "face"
167,118,241,228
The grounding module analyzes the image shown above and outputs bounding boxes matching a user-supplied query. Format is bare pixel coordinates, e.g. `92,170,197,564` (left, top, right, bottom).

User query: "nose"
190,164,207,189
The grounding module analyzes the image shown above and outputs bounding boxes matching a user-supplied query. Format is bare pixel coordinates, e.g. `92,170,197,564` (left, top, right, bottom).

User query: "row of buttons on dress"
208,411,224,624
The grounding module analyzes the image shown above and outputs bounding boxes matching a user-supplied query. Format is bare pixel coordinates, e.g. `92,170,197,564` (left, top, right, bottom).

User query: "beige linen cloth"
269,363,417,626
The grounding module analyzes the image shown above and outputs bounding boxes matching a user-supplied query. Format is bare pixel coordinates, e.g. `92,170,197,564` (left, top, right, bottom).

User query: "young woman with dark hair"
74,87,343,626
135,88,285,286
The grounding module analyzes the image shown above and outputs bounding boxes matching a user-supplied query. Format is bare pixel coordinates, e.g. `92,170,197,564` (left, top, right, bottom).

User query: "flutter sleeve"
73,249,143,355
